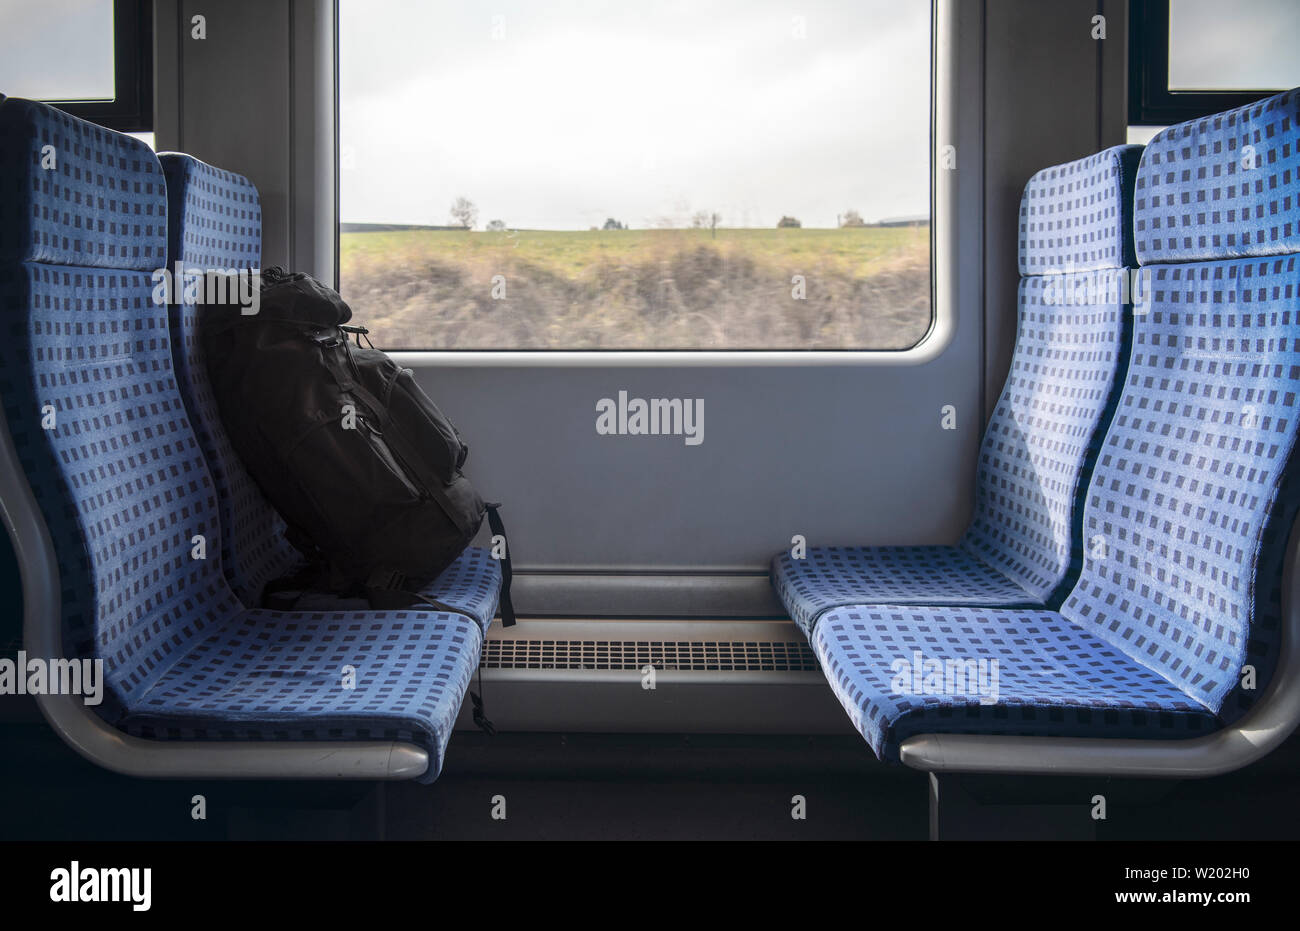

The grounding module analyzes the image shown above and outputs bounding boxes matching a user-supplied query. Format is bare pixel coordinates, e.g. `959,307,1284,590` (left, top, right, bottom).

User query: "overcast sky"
1167,0,1300,91
3,1,1298,230
0,0,114,100
339,0,931,229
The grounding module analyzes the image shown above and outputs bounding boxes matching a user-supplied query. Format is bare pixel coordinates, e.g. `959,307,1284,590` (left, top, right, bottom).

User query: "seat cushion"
1020,143,1143,274
292,547,502,638
157,153,504,634
0,98,167,269
409,547,502,637
1134,88,1299,265
772,546,1039,637
158,154,306,606
1062,257,1300,713
812,605,1219,761
771,150,1142,638
117,607,484,784
0,100,482,782
0,99,208,711
958,271,1130,603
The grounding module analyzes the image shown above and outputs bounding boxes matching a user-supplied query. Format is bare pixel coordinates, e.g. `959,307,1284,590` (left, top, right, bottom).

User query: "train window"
0,1,113,101
1124,125,1164,145
338,0,933,351
1168,0,1300,91
1129,0,1297,124
0,0,152,132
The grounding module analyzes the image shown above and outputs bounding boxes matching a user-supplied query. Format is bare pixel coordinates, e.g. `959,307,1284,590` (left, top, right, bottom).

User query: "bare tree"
450,196,478,230
840,209,867,228
690,210,724,238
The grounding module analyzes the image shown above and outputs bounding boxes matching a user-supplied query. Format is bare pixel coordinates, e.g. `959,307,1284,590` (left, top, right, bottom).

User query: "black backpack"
200,266,515,625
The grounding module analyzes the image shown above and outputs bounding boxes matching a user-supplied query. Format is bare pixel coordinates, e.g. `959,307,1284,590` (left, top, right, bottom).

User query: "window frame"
1128,0,1284,125
333,0,940,359
45,0,153,133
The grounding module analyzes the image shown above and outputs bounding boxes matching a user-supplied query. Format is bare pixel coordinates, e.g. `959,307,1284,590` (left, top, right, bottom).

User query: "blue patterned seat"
1127,86,1300,724
158,153,501,636
812,88,1300,758
0,98,479,781
119,609,478,751
773,145,1144,636
773,546,1037,636
813,606,1218,759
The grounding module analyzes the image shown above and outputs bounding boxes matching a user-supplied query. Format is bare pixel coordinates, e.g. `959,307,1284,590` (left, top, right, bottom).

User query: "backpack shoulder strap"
484,503,517,628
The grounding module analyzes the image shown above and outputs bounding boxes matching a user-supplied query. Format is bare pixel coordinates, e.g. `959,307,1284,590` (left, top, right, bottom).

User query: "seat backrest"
1061,87,1300,715
159,153,301,606
0,99,241,714
961,145,1142,604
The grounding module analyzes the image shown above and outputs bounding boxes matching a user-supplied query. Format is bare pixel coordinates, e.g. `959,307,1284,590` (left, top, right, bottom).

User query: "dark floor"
2,704,1300,841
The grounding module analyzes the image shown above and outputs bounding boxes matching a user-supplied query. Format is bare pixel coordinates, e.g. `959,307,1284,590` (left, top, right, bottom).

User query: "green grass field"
339,226,930,350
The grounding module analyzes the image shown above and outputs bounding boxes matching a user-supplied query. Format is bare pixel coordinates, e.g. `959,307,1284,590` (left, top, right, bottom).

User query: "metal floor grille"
483,639,819,672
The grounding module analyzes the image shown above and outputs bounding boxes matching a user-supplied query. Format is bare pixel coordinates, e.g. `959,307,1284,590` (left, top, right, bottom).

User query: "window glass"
1168,0,1300,91
339,0,932,350
1125,125,1165,146
0,0,114,101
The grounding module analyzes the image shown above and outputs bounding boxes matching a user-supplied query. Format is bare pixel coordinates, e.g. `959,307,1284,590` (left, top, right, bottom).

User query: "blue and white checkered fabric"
773,148,1139,635
159,153,501,635
813,605,1217,759
0,100,482,780
772,545,1038,636
0,99,166,269
1127,88,1300,721
158,154,299,606
119,608,481,780
811,101,1300,758
160,153,260,271
816,266,1300,756
1135,88,1298,265
1021,144,1143,274
1065,260,1300,711
961,270,1130,603
1231,458,1300,722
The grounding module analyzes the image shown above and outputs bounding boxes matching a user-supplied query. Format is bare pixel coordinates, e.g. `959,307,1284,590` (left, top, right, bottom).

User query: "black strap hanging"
484,503,517,628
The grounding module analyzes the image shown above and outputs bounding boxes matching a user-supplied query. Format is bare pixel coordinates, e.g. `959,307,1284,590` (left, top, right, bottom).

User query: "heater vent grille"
483,639,818,672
